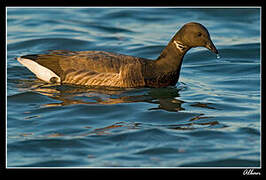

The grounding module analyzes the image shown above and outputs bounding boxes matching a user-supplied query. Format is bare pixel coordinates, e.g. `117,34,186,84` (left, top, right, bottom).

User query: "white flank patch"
17,57,61,83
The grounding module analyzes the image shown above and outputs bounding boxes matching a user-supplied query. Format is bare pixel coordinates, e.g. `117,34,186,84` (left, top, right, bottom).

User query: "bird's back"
18,50,148,87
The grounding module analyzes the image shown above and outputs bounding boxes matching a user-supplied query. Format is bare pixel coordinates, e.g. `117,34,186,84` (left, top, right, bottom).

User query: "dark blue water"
7,8,261,167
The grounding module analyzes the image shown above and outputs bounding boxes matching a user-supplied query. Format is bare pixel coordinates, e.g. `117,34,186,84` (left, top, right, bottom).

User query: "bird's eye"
197,32,202,37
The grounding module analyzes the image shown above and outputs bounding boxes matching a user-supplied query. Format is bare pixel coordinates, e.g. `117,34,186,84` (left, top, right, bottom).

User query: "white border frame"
5,6,262,169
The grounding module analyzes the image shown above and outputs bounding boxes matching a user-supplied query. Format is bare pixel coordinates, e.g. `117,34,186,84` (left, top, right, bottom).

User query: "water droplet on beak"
216,54,220,59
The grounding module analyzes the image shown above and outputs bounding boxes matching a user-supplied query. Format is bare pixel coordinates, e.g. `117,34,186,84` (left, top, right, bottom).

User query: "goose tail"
16,56,61,83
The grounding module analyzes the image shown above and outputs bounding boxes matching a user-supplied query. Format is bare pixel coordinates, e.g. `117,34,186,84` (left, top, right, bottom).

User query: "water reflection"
19,80,187,112
17,79,220,113
15,80,225,137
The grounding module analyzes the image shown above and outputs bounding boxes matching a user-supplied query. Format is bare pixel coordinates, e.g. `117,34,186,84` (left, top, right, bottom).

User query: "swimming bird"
17,22,218,88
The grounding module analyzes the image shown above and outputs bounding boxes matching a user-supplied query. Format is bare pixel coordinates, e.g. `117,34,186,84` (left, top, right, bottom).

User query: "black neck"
152,39,190,85
141,35,192,87
156,39,190,70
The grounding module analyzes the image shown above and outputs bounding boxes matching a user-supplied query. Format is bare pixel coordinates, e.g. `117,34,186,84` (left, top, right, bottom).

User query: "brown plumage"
17,22,218,88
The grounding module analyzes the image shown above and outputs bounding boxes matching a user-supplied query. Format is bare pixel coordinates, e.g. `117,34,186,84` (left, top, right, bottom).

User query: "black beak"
206,40,218,54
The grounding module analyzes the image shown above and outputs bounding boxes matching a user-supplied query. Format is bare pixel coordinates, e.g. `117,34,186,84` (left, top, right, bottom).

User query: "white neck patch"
173,41,187,52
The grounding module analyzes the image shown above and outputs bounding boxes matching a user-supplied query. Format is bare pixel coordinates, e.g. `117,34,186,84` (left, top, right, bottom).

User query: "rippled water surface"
7,7,261,167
